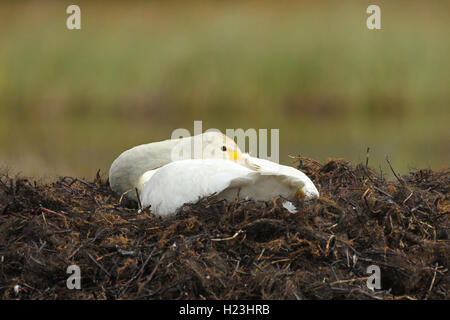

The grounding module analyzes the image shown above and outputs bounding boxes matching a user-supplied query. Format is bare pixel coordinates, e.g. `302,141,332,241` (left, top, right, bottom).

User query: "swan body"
109,132,320,217
141,154,319,217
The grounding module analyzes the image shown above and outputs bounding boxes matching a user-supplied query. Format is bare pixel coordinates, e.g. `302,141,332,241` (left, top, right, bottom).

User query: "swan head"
171,131,242,162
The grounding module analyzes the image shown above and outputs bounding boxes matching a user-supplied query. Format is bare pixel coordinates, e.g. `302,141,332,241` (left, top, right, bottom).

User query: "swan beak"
227,150,242,161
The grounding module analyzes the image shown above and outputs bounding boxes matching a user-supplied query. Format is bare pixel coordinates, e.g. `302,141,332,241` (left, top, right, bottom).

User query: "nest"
0,158,448,300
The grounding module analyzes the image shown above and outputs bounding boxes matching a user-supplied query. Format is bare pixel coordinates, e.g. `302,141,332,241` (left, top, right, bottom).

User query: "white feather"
282,201,298,214
141,155,319,217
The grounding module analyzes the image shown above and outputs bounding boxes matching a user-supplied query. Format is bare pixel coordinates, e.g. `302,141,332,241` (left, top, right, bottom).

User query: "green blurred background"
0,0,449,179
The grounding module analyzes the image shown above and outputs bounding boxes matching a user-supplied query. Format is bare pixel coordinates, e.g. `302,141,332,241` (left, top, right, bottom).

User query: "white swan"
109,132,242,201
141,153,319,217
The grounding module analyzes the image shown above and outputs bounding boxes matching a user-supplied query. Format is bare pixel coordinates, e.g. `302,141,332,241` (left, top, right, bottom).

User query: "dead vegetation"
0,157,448,299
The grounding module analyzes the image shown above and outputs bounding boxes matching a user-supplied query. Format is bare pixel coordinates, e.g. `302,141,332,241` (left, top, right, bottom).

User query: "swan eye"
221,146,227,152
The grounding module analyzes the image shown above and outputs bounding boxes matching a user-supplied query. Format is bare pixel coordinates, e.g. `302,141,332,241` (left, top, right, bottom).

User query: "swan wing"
238,154,319,199
141,159,254,216
141,156,319,217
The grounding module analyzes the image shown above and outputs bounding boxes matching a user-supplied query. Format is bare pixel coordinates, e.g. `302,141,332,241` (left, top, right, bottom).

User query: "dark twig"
146,251,167,284
373,186,393,199
135,188,143,211
385,155,405,185
365,147,370,167
88,253,111,278
425,263,439,300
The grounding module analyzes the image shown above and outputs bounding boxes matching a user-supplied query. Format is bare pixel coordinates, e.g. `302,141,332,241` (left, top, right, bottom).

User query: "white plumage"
109,132,320,217
109,132,241,201
141,154,319,217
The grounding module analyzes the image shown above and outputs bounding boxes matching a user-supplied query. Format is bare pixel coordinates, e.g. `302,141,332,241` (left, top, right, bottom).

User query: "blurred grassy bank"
0,0,449,178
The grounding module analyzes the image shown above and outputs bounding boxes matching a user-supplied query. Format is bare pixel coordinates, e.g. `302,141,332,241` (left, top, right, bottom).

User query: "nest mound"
0,158,448,300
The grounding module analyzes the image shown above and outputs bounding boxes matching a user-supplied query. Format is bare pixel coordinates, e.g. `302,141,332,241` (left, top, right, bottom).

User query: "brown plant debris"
0,159,448,300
